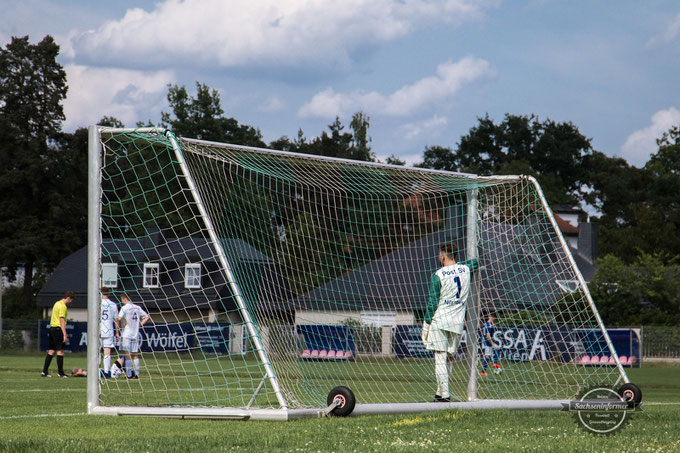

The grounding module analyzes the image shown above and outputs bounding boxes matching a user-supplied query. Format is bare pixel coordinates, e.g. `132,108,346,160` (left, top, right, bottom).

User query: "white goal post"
86,126,631,420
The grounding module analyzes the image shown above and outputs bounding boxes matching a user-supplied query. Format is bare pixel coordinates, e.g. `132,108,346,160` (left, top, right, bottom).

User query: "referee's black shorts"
48,327,65,350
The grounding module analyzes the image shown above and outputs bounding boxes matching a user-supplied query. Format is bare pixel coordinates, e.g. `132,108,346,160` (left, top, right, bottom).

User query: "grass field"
1,353,679,452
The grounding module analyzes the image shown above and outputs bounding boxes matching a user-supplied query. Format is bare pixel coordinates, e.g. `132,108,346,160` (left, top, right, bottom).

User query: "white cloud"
620,107,680,167
298,57,492,118
403,115,448,140
62,64,174,131
68,0,499,70
646,13,680,47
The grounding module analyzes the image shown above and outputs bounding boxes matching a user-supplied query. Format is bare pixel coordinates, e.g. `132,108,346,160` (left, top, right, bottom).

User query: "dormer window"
102,263,118,288
143,263,160,288
185,263,201,289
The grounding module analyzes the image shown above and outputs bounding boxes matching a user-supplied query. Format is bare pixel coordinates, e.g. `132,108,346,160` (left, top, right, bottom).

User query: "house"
36,230,293,325
552,205,598,282
38,204,599,332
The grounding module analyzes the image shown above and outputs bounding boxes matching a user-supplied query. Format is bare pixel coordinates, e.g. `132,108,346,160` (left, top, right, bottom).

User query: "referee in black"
41,291,74,377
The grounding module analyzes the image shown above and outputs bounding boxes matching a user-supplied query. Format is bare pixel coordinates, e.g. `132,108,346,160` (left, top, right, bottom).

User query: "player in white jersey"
421,242,478,402
100,287,120,378
115,293,150,378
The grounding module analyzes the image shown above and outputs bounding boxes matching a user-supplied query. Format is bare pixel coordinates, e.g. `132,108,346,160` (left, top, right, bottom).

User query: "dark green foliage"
269,112,375,162
596,127,680,261
417,114,593,206
589,253,680,326
161,82,266,147
0,35,70,309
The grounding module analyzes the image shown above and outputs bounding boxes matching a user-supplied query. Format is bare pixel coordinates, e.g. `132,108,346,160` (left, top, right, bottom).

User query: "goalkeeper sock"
104,355,111,372
133,358,140,376
435,352,449,399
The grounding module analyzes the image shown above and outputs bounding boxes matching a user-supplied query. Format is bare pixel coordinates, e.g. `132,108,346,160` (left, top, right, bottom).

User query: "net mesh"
96,128,623,410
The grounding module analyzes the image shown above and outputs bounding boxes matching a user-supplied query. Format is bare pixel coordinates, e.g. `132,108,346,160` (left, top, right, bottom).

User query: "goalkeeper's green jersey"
424,259,478,334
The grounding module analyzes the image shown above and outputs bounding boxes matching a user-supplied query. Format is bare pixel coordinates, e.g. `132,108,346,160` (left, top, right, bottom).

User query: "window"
556,279,579,293
185,263,201,289
143,263,160,288
102,263,118,288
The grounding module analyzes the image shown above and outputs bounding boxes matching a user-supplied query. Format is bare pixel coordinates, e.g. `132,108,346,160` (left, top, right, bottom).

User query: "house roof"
291,216,593,314
554,214,579,235
37,237,293,311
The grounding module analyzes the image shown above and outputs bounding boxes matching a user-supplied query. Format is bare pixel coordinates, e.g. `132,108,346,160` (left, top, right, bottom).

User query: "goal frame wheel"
327,386,356,417
618,383,642,407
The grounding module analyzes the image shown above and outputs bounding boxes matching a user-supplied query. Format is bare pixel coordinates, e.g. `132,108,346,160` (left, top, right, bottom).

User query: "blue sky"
2,0,679,167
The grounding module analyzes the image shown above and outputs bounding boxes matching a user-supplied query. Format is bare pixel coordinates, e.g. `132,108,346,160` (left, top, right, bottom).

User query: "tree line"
1,35,678,325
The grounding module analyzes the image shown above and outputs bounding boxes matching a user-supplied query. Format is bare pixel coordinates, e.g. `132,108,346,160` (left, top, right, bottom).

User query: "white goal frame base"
89,400,568,421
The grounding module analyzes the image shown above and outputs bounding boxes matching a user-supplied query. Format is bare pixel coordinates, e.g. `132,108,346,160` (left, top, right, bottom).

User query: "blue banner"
194,323,230,354
140,323,194,352
39,321,89,353
297,325,356,355
394,324,641,365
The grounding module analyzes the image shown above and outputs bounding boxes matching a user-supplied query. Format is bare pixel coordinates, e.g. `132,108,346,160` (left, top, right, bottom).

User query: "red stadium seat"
599,356,609,364
344,351,353,360
619,355,628,365
319,350,328,358
335,350,345,359
628,356,637,366
580,355,590,364
301,349,311,358
327,350,336,359
608,356,616,365
310,349,319,358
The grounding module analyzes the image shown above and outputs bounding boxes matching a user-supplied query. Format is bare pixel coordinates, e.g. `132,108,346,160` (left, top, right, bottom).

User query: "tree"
161,82,266,147
385,155,406,166
594,126,680,261
0,35,69,309
272,114,375,162
349,111,373,161
417,114,594,206
589,253,680,325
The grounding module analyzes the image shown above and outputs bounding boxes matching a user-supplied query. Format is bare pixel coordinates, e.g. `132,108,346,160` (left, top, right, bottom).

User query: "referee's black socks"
42,354,53,374
56,356,65,375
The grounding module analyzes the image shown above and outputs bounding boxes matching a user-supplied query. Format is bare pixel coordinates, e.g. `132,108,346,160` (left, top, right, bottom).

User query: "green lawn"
0,354,679,452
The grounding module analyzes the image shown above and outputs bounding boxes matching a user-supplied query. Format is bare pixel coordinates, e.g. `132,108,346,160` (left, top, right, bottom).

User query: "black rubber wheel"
327,386,356,417
618,383,642,407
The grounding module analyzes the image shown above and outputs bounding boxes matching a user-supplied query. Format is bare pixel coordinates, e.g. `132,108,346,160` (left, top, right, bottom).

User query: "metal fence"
0,319,42,351
642,326,680,358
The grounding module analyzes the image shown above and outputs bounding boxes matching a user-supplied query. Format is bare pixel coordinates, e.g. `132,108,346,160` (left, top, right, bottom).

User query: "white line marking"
4,388,83,393
644,402,680,406
0,412,85,420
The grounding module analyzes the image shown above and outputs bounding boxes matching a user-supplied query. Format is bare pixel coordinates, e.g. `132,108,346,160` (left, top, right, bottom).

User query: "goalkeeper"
421,242,478,402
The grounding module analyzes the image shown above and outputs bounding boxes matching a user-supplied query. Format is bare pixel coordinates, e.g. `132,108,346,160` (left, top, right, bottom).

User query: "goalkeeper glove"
421,322,430,345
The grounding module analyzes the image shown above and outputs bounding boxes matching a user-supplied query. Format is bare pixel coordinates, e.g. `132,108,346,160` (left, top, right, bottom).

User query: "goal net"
87,127,629,419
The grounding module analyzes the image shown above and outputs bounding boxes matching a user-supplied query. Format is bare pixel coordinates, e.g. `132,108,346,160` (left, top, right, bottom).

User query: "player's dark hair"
438,242,458,261
101,287,111,296
120,292,131,302
64,290,75,299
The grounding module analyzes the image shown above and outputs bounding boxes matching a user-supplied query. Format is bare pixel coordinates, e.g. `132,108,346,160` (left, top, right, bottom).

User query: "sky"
2,0,680,168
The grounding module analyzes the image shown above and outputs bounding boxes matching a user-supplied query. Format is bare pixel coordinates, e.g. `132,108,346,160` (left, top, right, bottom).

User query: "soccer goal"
86,126,638,420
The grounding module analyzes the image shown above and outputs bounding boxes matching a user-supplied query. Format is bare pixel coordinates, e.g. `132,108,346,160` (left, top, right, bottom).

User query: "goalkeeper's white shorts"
120,337,141,353
100,336,116,349
426,329,461,354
